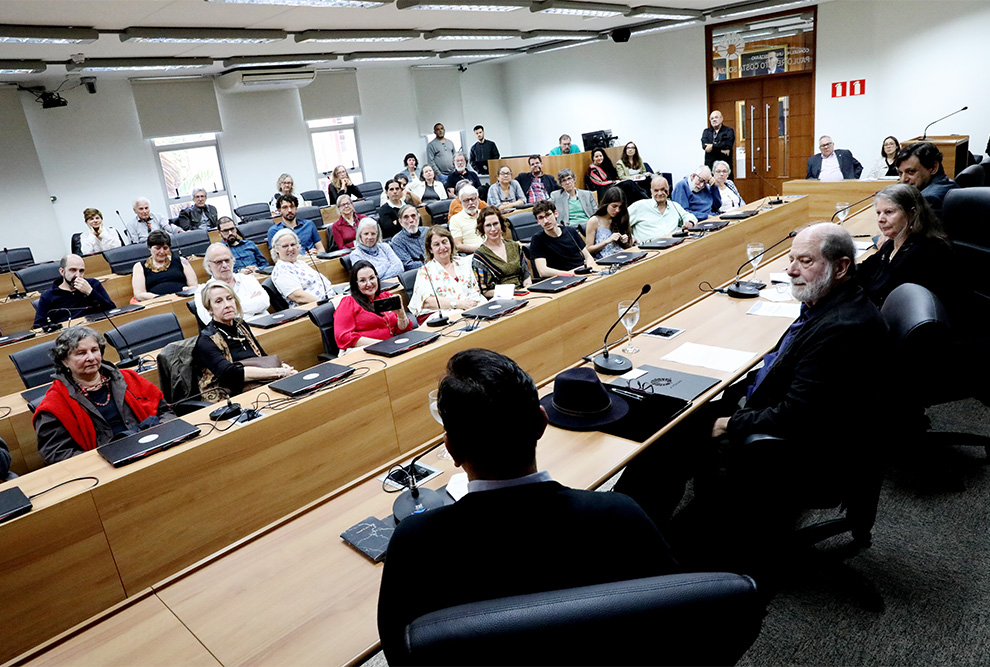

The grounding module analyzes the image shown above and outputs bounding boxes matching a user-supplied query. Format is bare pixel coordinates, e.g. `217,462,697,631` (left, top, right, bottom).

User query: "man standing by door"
701,110,735,173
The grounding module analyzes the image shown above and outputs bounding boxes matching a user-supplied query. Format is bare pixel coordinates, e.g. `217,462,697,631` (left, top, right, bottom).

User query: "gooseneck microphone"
424,267,449,327
593,284,651,375
724,232,797,299
750,168,783,205
94,302,146,371
304,244,333,305
922,106,967,140
3,247,27,300
831,191,879,223
391,440,447,524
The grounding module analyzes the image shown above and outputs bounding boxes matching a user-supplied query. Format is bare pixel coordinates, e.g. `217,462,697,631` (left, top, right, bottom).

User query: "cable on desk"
28,476,100,500
0,406,11,419
698,281,723,294
191,418,241,437
347,357,387,370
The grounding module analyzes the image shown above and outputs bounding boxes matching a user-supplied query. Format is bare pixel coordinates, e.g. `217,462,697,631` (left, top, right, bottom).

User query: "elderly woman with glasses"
486,165,526,211
33,326,175,464
711,160,745,213
271,228,333,306
331,194,367,251
347,219,404,281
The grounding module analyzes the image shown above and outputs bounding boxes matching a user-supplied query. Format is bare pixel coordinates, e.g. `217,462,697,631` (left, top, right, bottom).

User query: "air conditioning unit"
216,68,316,93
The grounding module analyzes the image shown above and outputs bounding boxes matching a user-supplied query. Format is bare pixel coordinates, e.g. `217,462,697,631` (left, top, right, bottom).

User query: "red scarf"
33,370,163,451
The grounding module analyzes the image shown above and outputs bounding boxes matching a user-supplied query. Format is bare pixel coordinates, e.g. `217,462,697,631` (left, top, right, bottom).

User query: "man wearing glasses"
217,216,268,275
194,243,270,325
630,175,696,242
806,135,863,181
448,185,485,254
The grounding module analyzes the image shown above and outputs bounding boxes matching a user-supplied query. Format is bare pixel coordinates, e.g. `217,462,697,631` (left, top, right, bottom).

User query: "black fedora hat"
541,367,629,431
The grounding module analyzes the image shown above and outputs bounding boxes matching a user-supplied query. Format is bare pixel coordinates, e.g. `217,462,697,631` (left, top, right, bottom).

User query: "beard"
790,262,834,304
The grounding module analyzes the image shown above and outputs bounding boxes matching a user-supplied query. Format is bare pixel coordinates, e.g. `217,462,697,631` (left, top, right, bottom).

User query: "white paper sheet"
769,272,790,284
759,286,795,302
660,342,757,373
747,301,802,318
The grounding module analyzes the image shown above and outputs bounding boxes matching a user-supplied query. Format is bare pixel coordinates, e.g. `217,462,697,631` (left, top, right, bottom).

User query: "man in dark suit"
701,110,735,171
615,223,889,565
378,348,677,663
515,154,559,203
176,187,219,230
895,141,959,216
806,136,863,180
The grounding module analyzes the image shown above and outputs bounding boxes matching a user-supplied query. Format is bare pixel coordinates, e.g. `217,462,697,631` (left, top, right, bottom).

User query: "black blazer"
378,480,678,663
701,125,735,168
806,149,863,179
176,204,218,231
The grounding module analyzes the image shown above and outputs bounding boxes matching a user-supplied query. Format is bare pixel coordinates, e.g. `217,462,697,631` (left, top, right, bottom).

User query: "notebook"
461,299,529,320
365,329,441,357
269,361,355,397
597,250,648,266
527,275,588,293
637,237,685,251
611,365,720,402
691,219,730,232
0,330,37,347
97,419,201,468
246,309,307,329
84,304,145,322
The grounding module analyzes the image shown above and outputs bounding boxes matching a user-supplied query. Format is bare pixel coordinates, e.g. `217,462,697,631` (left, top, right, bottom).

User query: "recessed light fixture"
625,5,703,20
222,54,338,67
437,50,513,59
522,30,602,40
120,28,287,44
396,0,527,11
0,60,46,74
711,0,814,20
208,0,389,6
0,25,99,44
526,36,606,54
295,29,419,42
343,51,435,61
629,18,703,35
66,58,215,72
424,29,523,40
530,1,627,18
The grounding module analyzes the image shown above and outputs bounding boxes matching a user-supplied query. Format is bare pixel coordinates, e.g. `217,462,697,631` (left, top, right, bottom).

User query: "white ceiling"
0,0,824,86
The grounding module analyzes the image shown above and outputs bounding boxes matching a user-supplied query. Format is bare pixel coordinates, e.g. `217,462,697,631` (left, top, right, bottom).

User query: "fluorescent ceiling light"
526,36,606,54
66,58,214,72
208,0,389,6
0,25,99,44
411,64,459,69
0,60,46,74
396,0,527,11
121,28,286,44
522,30,602,40
295,29,418,42
530,1,627,18
438,50,513,59
223,54,338,67
711,0,814,19
629,18,702,35
744,14,811,30
343,51,435,61
424,29,523,40
625,6,703,20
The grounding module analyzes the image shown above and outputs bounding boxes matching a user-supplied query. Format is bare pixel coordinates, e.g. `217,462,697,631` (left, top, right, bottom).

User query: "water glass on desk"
618,300,640,354
746,242,764,285
835,202,850,222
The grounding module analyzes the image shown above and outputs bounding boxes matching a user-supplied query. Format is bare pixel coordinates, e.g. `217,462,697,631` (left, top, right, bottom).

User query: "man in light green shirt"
629,175,696,242
547,134,582,156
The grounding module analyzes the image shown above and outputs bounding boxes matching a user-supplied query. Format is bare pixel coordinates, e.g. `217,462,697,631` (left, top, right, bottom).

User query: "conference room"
2,0,990,665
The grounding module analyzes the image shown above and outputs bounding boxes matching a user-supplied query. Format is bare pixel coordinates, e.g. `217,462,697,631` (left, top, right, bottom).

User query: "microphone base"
42,323,64,334
392,487,446,524
8,291,27,300
593,352,633,375
766,198,784,206
116,357,143,369
425,315,448,327
726,281,763,299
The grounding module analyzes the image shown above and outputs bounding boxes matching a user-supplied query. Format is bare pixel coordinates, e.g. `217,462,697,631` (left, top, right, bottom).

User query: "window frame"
308,116,365,191
152,132,233,219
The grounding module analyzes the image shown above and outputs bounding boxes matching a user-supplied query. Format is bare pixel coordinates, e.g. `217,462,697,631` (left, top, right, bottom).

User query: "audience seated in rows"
176,188,219,231
448,185,485,254
33,254,116,329
550,168,596,229
195,279,296,403
410,165,446,203
472,207,531,298
327,165,363,205
194,243,269,325
529,199,601,278
348,219,403,282
584,187,633,259
486,165,525,211
331,195,366,250
629,175,696,242
387,205,428,271
34,326,176,464
671,166,721,221
80,207,124,255
334,261,413,351
267,194,324,254
217,216,268,274
409,226,486,319
270,228,333,307
131,230,198,302
712,160,745,213
806,135,863,181
516,155,559,204
125,197,184,244
895,141,958,216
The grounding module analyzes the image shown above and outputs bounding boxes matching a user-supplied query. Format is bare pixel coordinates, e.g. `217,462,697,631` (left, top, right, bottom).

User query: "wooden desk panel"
489,146,624,191
0,297,41,336
781,179,887,224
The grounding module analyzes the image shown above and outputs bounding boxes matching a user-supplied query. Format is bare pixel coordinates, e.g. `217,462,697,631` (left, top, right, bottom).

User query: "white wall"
355,67,423,183
459,62,514,158
816,0,989,163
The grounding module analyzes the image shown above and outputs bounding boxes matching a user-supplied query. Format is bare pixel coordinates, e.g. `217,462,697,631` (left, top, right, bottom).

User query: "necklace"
217,322,248,344
145,254,171,273
78,374,112,406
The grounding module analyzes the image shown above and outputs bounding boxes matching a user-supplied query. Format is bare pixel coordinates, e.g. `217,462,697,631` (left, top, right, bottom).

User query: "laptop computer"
527,275,588,293
638,237,685,251
720,209,760,220
0,487,32,525
0,330,37,347
691,219,730,232
597,250,648,266
461,299,529,320
97,419,201,468
84,304,145,322
246,309,308,329
270,361,355,397
365,329,441,357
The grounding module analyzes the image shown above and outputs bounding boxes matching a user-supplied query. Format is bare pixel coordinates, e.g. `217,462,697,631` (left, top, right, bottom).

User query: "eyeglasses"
210,258,233,265
819,142,834,149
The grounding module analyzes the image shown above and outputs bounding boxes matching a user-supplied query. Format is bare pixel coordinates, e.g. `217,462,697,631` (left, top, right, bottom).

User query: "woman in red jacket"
334,260,413,350
33,326,176,464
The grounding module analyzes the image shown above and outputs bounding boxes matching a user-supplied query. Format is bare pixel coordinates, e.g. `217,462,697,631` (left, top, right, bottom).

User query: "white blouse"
409,257,486,316
272,259,332,306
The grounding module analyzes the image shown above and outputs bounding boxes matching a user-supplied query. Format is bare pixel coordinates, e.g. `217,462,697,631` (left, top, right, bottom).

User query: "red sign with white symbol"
832,79,866,98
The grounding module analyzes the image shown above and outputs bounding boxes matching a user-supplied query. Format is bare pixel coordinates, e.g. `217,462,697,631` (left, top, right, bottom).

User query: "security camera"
81,76,97,94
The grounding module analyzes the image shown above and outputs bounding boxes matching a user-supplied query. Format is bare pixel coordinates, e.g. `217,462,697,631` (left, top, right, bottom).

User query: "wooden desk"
489,146,624,191
781,179,888,224
82,254,112,278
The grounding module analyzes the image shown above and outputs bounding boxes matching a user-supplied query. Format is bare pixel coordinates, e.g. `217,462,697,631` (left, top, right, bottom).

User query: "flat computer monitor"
582,130,616,152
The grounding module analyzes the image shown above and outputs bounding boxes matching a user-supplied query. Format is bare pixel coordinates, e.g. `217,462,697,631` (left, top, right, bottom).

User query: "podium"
903,135,969,178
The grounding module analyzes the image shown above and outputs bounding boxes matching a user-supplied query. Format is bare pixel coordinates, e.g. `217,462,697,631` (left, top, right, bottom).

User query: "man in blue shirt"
547,133,582,155
671,166,722,221
218,216,269,274
267,194,324,255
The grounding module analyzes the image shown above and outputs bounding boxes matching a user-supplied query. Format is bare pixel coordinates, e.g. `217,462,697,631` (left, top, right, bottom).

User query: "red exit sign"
832,79,866,97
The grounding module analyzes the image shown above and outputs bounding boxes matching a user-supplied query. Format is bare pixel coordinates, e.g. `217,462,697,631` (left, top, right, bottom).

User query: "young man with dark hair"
469,124,499,175
266,194,324,254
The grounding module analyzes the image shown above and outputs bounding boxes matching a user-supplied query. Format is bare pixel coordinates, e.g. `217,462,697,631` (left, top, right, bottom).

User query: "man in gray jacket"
549,168,596,228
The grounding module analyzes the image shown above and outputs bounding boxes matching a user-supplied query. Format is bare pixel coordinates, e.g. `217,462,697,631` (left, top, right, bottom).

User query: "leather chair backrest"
353,199,379,217
296,206,321,224
186,298,208,333
401,572,762,667
358,181,383,199
104,312,184,360
424,200,450,227
942,187,990,247
881,283,950,347
103,244,151,275
172,229,211,257
234,203,272,222
307,302,339,359
237,220,273,246
71,232,83,255
955,163,985,188
508,211,540,243
261,277,290,312
300,190,329,208
10,340,59,389
340,255,353,275
16,262,62,294
398,268,418,295
0,247,35,273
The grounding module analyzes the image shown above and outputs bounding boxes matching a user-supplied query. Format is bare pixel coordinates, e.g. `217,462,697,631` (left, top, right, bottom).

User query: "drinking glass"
428,389,452,461
835,202,850,222
746,242,764,285
618,300,640,354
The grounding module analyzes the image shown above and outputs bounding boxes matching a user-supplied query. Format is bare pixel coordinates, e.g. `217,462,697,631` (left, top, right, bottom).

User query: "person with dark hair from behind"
377,348,678,663
34,326,176,464
34,254,116,329
895,141,959,216
469,124,499,175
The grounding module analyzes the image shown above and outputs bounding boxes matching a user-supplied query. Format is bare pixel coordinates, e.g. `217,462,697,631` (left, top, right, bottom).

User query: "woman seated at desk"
131,230,198,301
33,325,175,464
327,164,363,204
529,200,602,279
712,160,745,213
410,165,446,204
584,187,633,259
587,148,619,197
347,219,404,282
409,226,486,319
861,136,901,180
616,142,652,181
472,206,532,297
334,261,413,351
196,279,296,402
269,172,295,213
330,195,366,250
486,166,526,211
271,228,333,307
80,207,124,255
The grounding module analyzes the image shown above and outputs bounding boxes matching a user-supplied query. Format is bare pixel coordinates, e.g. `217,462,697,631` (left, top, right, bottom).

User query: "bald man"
33,254,116,329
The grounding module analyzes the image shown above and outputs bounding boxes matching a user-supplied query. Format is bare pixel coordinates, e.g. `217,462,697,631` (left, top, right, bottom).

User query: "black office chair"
15,262,61,294
234,203,272,223
954,164,985,188
104,312,184,366
398,268,419,296
172,229,211,257
357,181,383,200
157,337,213,416
237,219,273,246
10,340,59,389
300,189,329,208
185,298,208,333
0,247,35,273
508,211,540,243
353,199,379,217
398,572,763,667
296,206,321,223
941,188,990,301
424,200,450,227
261,277,290,312
103,244,151,275
340,255,353,275
70,233,83,255
307,302,339,361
